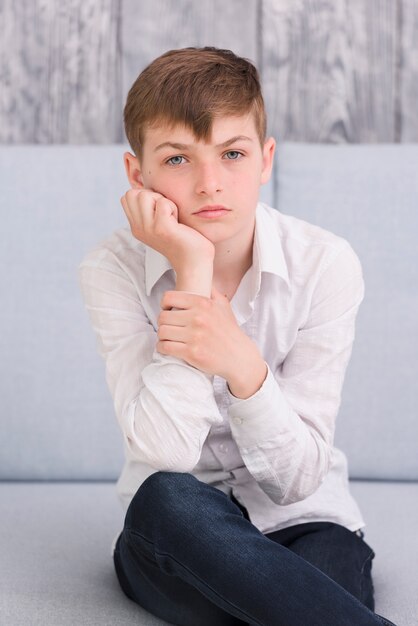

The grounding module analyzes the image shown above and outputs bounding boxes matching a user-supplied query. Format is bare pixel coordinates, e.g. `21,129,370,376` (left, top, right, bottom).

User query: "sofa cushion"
0,481,415,625
275,143,418,480
349,480,418,626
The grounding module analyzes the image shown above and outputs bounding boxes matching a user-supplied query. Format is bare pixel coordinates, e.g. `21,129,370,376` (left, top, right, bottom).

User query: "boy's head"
124,46,267,160
122,47,275,248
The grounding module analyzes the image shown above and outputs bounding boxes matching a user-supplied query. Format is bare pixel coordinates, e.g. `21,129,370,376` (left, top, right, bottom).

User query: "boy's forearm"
227,357,268,399
174,261,214,297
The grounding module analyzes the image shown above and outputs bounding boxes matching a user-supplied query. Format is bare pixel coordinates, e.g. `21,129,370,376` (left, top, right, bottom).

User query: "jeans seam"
125,526,263,626
153,547,263,626
359,549,375,607
114,541,140,603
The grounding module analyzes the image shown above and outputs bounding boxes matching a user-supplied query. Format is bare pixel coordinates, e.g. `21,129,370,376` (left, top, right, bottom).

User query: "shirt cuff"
227,363,297,446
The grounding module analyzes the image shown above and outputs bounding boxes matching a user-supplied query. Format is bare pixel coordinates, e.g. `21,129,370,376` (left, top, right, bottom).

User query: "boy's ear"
260,137,276,185
123,151,145,189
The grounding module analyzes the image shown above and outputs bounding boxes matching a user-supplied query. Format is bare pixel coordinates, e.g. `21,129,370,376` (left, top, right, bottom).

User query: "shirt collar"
145,242,174,296
253,202,290,289
145,202,290,297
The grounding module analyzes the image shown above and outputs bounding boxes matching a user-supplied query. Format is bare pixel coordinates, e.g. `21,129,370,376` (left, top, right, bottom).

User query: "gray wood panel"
0,0,121,143
121,0,259,145
1,0,417,144
262,0,398,143
400,0,418,140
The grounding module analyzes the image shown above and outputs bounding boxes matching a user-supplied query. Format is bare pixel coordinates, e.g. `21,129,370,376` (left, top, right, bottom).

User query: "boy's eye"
166,155,186,166
224,151,243,160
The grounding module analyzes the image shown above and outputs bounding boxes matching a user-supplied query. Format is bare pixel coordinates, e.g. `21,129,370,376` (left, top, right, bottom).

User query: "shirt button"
233,417,243,425
219,443,228,453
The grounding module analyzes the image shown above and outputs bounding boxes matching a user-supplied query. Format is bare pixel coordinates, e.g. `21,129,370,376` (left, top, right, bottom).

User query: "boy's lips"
193,205,230,214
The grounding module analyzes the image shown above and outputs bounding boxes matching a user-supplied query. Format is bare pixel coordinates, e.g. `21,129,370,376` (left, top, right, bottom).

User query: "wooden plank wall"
0,0,417,144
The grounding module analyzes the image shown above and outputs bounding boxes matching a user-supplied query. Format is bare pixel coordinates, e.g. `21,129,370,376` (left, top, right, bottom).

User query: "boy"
78,47,396,626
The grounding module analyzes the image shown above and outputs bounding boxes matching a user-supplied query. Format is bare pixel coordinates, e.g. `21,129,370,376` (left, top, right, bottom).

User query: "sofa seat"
1,481,416,626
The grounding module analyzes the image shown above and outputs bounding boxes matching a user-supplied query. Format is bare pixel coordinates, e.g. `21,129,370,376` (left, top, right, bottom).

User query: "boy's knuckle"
154,224,165,237
153,217,168,235
192,328,202,342
131,226,142,239
127,189,139,201
194,342,208,360
197,312,210,328
190,343,201,360
160,292,171,308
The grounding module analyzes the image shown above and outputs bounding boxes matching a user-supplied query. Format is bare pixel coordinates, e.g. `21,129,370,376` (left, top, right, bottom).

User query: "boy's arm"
78,249,224,474
154,242,364,507
224,242,365,506
120,188,216,287
78,185,236,472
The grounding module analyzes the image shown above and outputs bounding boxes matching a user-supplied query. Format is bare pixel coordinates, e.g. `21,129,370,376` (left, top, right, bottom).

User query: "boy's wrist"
174,261,214,297
227,358,268,400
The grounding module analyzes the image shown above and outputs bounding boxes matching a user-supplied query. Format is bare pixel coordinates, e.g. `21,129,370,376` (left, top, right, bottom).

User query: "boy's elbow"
154,459,198,474
260,450,331,506
278,480,324,505
263,476,326,506
278,437,332,504
125,435,198,474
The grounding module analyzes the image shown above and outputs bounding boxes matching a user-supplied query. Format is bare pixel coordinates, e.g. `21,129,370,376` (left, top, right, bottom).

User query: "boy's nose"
194,164,223,195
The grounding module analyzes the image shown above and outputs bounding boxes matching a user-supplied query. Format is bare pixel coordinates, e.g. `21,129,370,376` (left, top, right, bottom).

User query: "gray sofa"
1,143,416,626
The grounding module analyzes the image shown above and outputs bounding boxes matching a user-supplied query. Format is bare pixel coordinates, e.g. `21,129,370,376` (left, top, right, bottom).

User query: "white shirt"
78,202,366,557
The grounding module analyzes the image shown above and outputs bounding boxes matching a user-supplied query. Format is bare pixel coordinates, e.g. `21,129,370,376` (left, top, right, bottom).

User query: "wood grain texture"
0,0,121,143
121,0,259,144
400,0,418,140
262,0,398,143
1,0,416,144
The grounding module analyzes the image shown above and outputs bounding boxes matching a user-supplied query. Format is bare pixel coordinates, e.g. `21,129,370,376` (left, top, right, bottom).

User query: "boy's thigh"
265,521,375,611
113,530,248,626
113,473,250,626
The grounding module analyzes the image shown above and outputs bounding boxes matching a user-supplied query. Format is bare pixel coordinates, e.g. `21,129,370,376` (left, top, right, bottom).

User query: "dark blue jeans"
113,471,397,626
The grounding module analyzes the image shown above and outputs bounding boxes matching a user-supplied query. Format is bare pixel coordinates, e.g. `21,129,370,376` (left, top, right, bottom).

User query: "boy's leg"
265,522,397,626
114,474,248,626
113,471,394,626
265,522,375,609
113,521,246,626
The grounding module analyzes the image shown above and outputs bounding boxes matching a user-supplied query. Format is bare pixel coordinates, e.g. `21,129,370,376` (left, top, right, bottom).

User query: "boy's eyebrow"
153,135,254,152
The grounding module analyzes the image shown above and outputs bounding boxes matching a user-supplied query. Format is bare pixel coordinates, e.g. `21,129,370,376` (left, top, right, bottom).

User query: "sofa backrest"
274,143,418,480
0,144,416,481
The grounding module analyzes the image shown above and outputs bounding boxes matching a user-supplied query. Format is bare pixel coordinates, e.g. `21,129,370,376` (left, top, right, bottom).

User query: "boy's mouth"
193,205,230,215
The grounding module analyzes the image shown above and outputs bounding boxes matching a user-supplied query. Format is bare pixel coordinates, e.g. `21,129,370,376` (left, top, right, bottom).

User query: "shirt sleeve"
226,241,365,506
77,249,223,473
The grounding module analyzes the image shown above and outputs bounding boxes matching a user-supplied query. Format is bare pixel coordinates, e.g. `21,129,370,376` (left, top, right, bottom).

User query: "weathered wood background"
1,0,417,144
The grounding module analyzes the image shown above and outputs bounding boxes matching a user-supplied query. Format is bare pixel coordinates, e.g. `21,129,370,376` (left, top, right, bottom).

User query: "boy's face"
124,112,275,245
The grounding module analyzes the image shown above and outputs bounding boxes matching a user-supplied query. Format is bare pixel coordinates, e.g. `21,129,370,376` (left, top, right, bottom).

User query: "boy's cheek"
147,176,179,199
176,208,193,225
145,180,175,201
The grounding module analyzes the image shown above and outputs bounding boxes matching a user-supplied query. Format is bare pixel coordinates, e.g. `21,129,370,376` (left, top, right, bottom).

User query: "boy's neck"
212,220,255,286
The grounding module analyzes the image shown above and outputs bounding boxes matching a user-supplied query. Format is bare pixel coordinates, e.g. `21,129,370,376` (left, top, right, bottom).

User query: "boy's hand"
157,286,268,398
120,189,215,272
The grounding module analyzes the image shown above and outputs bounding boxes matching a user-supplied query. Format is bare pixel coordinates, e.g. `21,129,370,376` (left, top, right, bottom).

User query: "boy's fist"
120,189,215,272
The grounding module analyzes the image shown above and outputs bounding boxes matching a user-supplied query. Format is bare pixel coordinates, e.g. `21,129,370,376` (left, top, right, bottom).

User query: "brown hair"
123,47,267,160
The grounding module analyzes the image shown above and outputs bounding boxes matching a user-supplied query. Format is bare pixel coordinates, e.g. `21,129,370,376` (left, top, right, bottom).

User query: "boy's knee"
125,471,196,526
142,470,197,497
